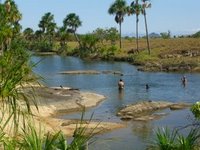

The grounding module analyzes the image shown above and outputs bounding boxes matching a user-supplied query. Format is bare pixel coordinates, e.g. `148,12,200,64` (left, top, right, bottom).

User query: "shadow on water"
32,55,200,150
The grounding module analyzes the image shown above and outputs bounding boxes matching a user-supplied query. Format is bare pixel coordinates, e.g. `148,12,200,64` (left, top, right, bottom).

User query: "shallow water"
32,55,200,150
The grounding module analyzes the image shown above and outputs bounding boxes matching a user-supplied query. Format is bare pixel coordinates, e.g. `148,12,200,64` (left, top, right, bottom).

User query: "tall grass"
0,47,38,134
149,127,200,150
177,128,200,150
153,128,177,150
68,111,97,150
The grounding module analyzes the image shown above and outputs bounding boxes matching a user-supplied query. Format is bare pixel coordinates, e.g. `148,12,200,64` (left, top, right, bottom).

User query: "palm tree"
38,12,56,46
127,0,143,53
34,30,43,41
63,13,82,48
23,28,34,40
0,0,22,54
57,26,69,50
39,12,53,34
141,0,151,55
108,0,127,49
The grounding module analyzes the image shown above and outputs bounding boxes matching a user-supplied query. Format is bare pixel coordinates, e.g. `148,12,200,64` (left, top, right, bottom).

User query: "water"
32,55,200,150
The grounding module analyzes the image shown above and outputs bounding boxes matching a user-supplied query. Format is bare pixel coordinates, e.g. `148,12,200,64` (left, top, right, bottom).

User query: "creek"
32,55,200,150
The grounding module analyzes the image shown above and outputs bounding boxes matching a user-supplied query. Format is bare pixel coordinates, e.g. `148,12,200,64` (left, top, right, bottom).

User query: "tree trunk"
144,9,151,55
119,22,122,49
135,14,139,53
74,32,82,49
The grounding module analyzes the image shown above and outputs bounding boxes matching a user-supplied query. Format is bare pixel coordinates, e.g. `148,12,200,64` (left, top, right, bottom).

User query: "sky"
10,0,200,36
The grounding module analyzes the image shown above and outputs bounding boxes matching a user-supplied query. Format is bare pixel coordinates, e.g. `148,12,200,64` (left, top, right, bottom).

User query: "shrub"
191,101,200,119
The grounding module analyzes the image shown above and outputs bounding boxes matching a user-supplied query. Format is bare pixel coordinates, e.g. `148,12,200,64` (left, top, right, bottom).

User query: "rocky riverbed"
117,101,191,121
27,86,125,136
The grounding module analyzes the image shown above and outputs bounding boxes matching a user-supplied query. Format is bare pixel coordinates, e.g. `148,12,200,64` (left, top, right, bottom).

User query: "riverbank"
28,86,125,136
113,38,200,72
74,38,200,72
33,38,200,73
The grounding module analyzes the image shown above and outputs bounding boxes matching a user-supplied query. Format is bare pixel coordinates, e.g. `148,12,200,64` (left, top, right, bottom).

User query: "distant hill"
149,32,161,38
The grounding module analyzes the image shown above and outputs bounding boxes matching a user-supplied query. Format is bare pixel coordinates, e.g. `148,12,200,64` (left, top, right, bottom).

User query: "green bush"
191,102,200,119
101,45,118,60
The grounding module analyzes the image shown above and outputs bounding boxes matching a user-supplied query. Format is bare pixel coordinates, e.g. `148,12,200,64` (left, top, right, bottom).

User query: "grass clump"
149,127,200,150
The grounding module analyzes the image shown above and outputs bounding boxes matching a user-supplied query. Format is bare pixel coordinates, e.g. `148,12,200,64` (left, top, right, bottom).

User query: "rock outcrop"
117,101,191,121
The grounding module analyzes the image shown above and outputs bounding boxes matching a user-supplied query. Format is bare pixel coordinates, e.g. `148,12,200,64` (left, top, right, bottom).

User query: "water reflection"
130,121,154,140
118,89,124,100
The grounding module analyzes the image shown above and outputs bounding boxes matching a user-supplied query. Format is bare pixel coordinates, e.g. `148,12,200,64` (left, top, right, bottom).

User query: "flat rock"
170,103,191,110
59,70,101,74
58,70,123,75
118,101,190,121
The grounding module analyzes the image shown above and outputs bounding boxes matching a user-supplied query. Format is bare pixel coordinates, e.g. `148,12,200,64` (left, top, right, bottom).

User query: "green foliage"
63,13,82,32
177,128,200,150
132,50,158,64
68,111,96,150
78,32,120,59
0,49,96,149
93,28,107,45
0,42,39,139
38,12,56,34
62,13,82,49
108,0,127,48
192,31,200,38
0,0,22,53
0,2,95,149
154,128,177,150
191,102,200,119
92,27,119,46
101,45,119,60
106,27,119,45
19,124,69,150
108,0,127,24
33,40,53,52
150,127,200,150
23,28,34,40
19,124,43,150
160,31,171,39
80,33,99,53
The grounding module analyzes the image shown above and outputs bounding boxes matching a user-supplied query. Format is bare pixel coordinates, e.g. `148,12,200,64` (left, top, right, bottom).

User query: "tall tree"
106,27,119,45
127,0,143,53
63,13,82,48
34,30,43,41
93,28,107,45
23,28,34,40
108,0,127,49
57,27,69,50
38,12,57,45
141,0,151,55
0,0,22,54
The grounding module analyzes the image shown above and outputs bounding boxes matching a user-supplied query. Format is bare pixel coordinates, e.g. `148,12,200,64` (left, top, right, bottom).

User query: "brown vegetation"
112,38,200,72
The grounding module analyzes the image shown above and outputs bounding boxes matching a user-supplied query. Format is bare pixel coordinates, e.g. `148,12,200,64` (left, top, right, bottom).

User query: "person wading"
118,79,125,90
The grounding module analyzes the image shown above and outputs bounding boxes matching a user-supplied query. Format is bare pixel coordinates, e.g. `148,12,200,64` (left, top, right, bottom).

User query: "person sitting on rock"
118,79,125,90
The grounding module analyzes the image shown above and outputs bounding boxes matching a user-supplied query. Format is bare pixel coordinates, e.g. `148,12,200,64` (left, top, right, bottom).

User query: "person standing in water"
118,79,125,90
181,76,187,87
145,84,149,91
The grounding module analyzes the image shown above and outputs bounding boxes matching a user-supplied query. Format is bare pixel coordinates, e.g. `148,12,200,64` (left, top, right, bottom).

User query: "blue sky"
13,0,200,36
